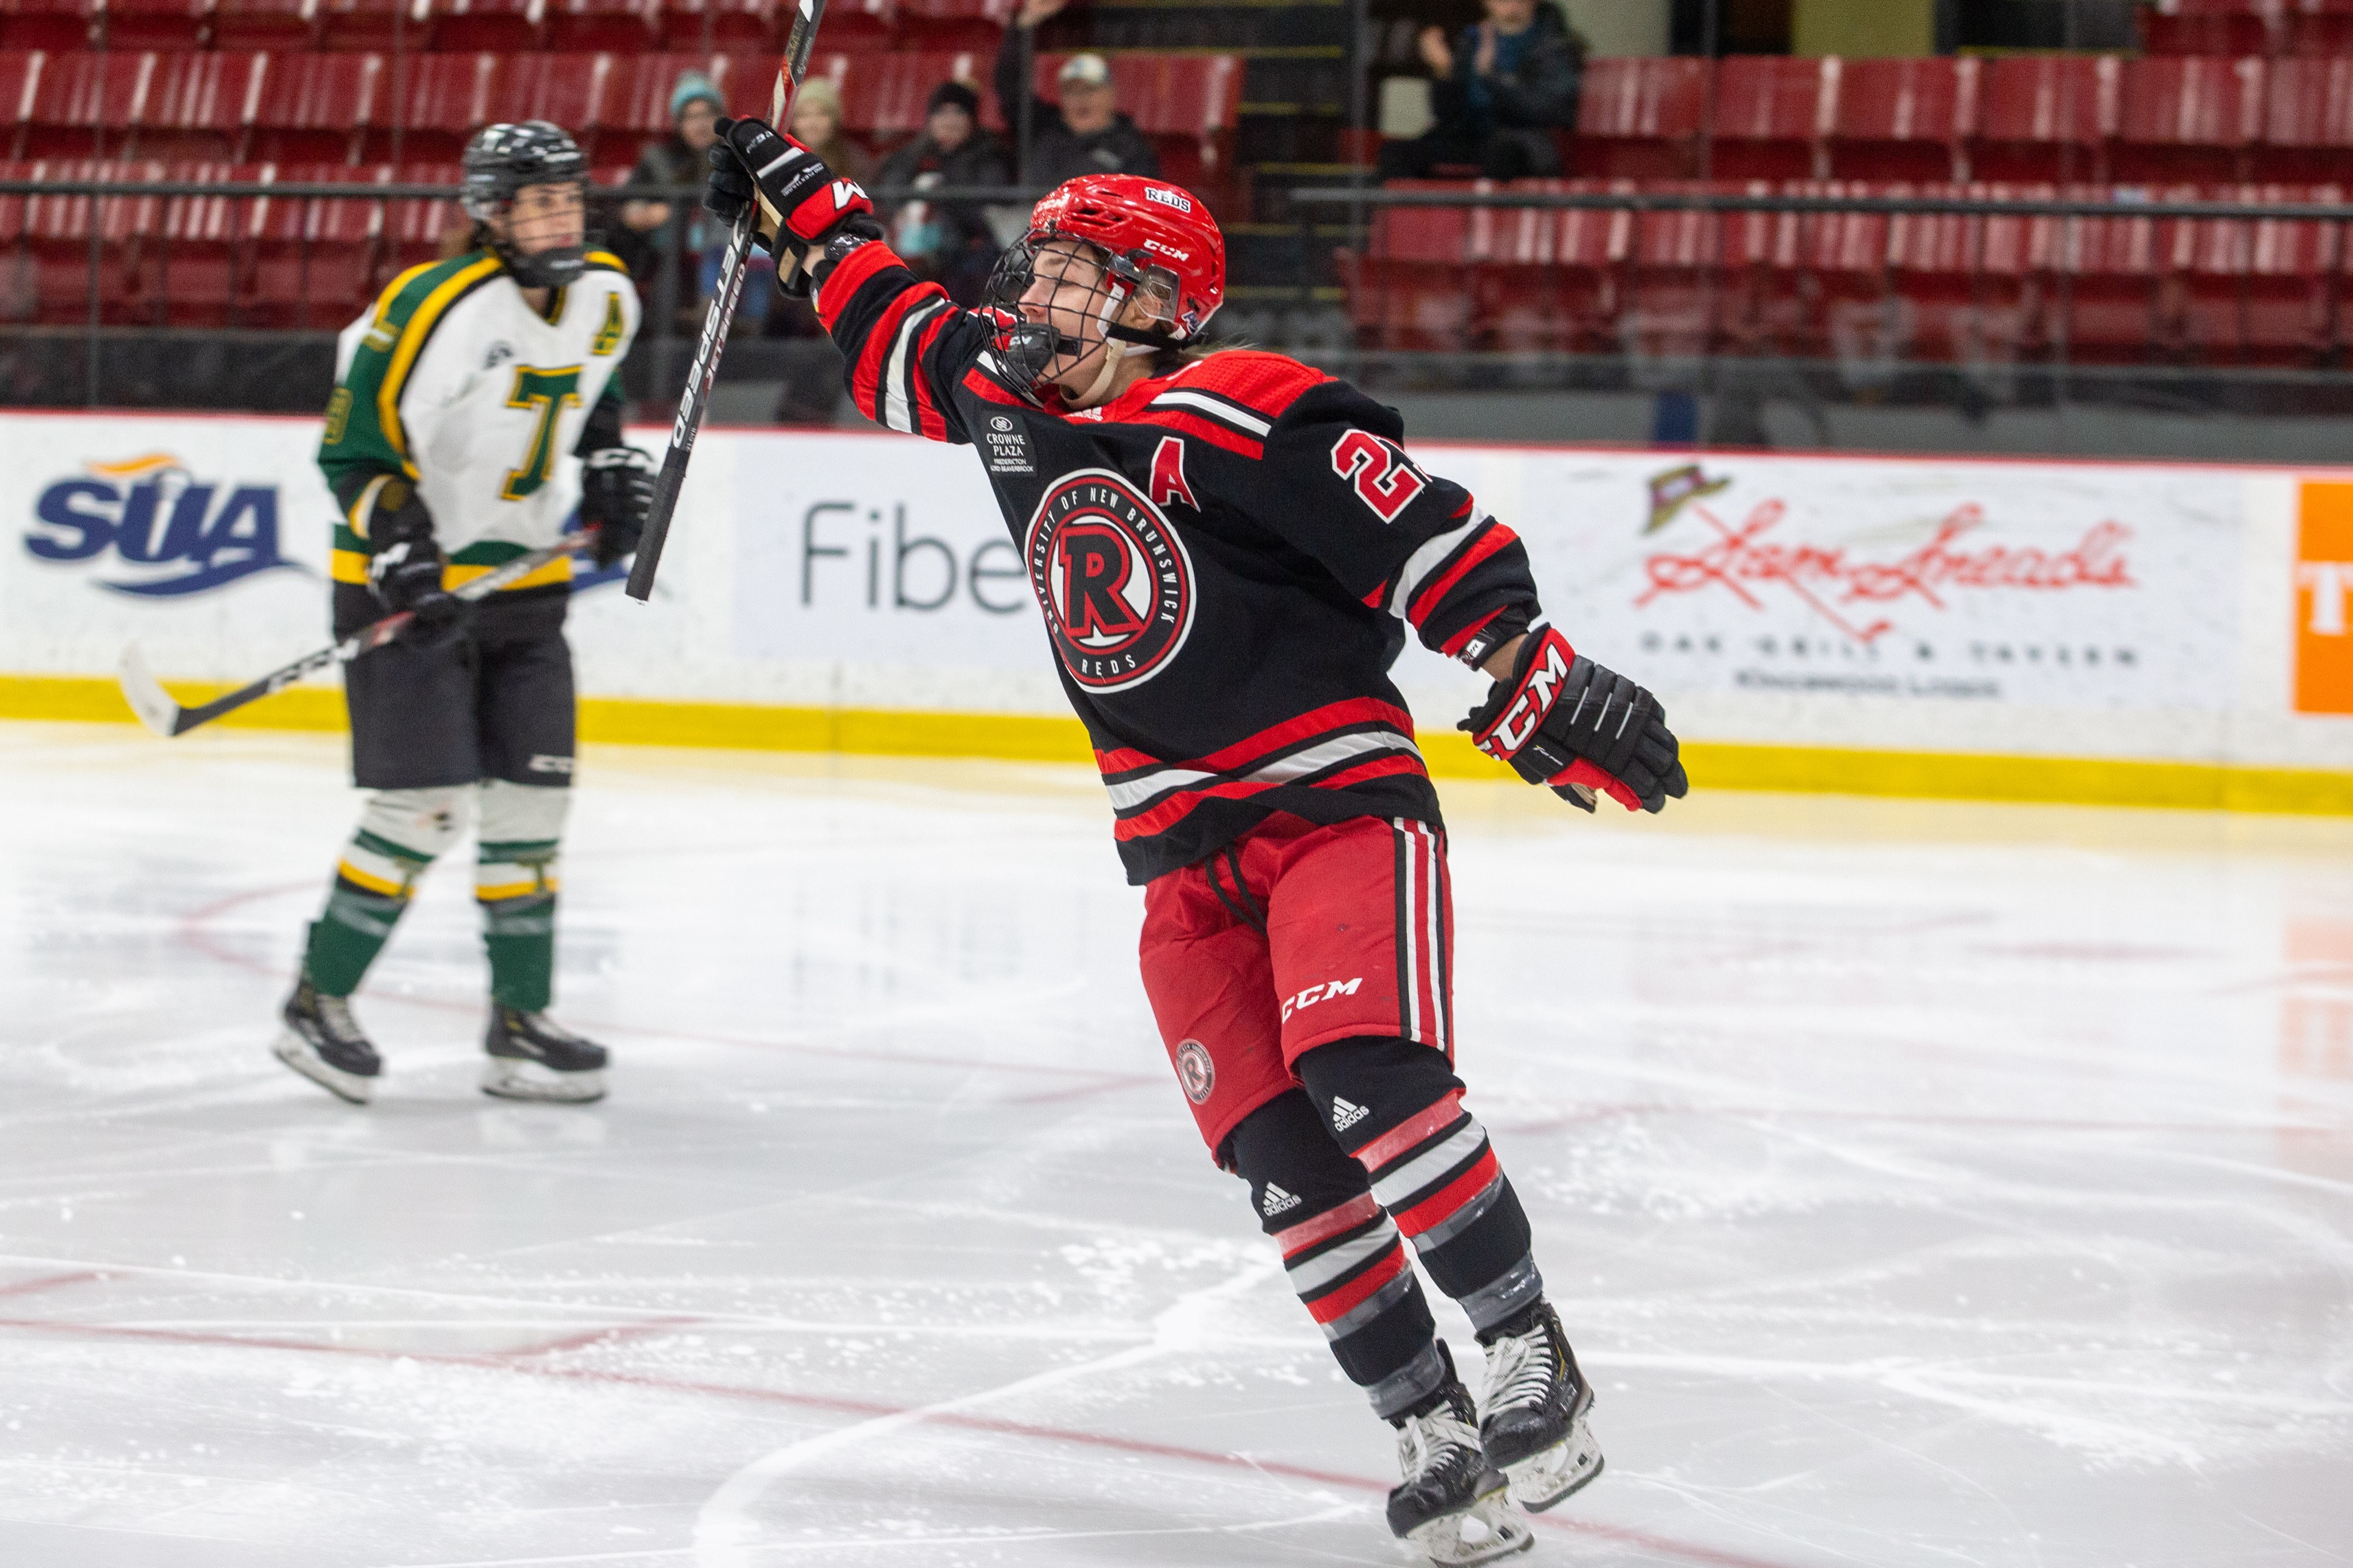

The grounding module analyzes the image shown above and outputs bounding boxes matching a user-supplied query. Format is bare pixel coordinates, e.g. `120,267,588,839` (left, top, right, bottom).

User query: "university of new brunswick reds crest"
1024,468,1195,693
1174,1039,1215,1104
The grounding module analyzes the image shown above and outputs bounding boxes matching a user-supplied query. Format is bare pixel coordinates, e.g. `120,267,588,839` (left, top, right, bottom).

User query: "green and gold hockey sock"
304,828,434,997
477,838,560,1013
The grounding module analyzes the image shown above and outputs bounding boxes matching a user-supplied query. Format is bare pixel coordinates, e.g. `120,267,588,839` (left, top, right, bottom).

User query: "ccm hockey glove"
362,480,463,648
705,118,875,261
578,446,654,567
1460,625,1688,813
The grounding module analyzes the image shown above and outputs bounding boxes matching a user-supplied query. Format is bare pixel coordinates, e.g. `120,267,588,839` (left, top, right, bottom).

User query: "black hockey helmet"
461,120,590,288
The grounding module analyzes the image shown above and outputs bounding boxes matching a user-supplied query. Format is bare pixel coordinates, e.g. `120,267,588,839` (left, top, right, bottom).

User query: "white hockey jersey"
321,247,640,594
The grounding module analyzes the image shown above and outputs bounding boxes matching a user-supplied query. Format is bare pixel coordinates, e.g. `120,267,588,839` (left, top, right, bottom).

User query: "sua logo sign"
25,452,302,596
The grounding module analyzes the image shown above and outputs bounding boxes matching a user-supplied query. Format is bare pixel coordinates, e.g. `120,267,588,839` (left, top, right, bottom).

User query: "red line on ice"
0,1310,1802,1568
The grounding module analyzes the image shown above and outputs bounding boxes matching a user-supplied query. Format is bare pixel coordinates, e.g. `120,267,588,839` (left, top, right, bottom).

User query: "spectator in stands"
998,0,1160,186
763,79,874,424
786,77,873,190
616,71,726,327
874,79,1012,306
1378,0,1583,182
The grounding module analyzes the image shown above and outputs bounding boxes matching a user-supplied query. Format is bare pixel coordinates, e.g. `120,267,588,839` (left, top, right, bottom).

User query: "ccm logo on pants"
1282,977,1364,1022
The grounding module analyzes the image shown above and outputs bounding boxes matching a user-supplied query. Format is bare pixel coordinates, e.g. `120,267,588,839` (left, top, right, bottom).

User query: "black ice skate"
1386,1347,1533,1566
1476,1300,1604,1512
481,1007,608,1103
273,974,383,1104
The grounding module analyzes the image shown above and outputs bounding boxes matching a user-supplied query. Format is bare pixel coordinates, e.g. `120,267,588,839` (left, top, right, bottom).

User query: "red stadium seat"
238,161,356,326
0,51,40,157
2054,188,2161,360
1789,179,1896,366
1883,181,2026,365
2291,10,2353,54
104,0,215,51
133,49,269,161
1349,179,1476,350
1573,56,1705,180
2256,57,2353,184
2140,0,2281,58
1711,57,1834,182
2161,181,2343,362
835,49,971,137
1830,56,1976,183
381,157,468,276
434,0,541,51
26,156,151,322
132,156,242,323
318,0,438,50
253,51,387,163
21,49,157,157
2113,56,2263,184
546,0,658,52
532,52,624,146
211,0,317,48
1467,179,1631,353
0,0,97,51
1622,184,1725,360
392,51,515,161
660,0,776,51
896,0,1009,51
1973,55,2118,184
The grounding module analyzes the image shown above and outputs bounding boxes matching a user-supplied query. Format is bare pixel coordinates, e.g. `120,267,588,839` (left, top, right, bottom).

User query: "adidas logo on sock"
1261,1183,1302,1217
1330,1096,1370,1133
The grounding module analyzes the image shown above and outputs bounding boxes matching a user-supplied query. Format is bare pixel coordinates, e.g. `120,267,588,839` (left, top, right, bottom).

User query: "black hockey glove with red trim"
705,118,875,260
578,446,653,567
363,480,463,648
1460,625,1688,813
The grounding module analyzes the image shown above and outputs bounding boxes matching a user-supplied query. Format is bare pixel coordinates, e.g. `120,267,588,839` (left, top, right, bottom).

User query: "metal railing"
0,178,1046,408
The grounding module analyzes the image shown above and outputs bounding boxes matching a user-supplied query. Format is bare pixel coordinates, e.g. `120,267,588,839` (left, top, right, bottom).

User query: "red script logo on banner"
1635,500,2136,644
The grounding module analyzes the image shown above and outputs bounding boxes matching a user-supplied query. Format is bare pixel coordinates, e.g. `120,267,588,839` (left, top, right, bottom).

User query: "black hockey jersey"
815,240,1547,885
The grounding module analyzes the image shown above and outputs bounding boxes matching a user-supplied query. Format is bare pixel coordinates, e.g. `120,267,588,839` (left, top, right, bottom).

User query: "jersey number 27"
1330,431,1427,523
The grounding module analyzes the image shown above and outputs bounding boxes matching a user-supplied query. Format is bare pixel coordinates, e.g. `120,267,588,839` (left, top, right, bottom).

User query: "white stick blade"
117,644,184,737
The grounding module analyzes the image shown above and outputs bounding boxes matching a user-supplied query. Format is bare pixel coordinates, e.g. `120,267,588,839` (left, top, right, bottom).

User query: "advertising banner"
2,410,2346,783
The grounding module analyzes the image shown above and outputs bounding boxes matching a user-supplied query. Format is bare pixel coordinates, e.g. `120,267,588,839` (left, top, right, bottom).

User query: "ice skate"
481,1006,608,1103
1476,1300,1603,1512
273,974,382,1104
1386,1350,1533,1566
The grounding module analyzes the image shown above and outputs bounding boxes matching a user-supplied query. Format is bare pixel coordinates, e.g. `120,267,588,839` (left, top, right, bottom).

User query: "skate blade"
480,1059,605,1104
272,1032,373,1105
1503,1411,1604,1514
1406,1490,1532,1566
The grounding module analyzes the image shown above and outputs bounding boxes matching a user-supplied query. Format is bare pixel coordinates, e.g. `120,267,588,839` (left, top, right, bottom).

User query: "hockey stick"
625,0,832,604
118,529,598,739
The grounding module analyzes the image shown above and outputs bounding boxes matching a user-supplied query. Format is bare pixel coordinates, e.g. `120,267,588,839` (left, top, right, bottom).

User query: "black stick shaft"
626,0,831,604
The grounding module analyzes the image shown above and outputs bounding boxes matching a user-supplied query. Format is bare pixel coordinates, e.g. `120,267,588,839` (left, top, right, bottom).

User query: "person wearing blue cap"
615,71,730,328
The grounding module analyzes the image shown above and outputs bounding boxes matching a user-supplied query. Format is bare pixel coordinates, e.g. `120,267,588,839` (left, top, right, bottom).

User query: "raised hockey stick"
118,529,598,739
625,0,832,604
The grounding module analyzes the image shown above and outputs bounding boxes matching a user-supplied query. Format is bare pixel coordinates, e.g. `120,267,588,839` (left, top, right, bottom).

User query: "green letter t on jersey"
499,366,584,501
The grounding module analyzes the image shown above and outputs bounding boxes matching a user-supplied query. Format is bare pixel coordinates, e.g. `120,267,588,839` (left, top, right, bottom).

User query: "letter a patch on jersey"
1150,435,1198,511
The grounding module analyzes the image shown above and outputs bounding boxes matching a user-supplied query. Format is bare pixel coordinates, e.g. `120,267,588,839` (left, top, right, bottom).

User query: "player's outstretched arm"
1460,625,1688,813
704,118,995,442
1242,371,1687,814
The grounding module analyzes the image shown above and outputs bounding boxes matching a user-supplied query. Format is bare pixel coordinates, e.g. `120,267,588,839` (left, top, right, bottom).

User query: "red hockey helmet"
983,173,1225,395
1025,173,1225,338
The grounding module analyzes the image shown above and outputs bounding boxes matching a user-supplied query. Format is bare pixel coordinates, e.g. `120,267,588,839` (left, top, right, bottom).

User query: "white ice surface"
2,721,2350,1568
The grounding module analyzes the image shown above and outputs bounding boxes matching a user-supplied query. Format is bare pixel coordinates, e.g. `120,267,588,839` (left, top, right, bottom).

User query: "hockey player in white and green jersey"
276,121,650,1106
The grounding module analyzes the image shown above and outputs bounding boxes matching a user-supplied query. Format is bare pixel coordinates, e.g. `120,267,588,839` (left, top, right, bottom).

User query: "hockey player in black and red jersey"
708,121,1685,1566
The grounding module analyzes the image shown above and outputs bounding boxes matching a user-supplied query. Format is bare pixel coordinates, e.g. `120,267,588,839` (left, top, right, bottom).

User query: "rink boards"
2,408,2350,812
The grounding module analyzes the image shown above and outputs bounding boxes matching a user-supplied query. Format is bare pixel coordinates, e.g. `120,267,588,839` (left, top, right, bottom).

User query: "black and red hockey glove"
705,117,874,260
1460,625,1688,813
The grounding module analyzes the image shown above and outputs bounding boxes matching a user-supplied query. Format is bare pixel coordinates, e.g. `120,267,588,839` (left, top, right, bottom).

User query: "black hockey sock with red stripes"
1225,1089,1447,1418
1297,1036,1542,1333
